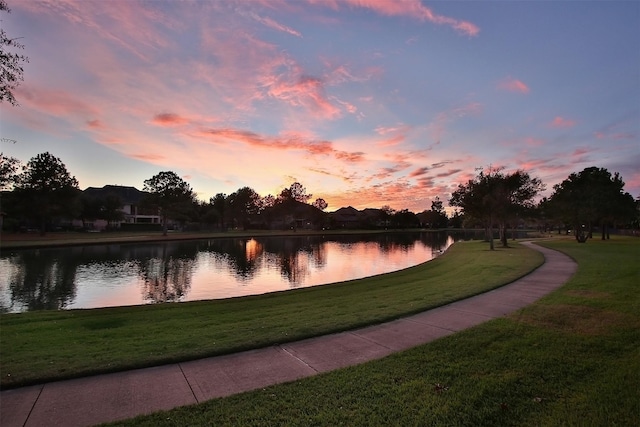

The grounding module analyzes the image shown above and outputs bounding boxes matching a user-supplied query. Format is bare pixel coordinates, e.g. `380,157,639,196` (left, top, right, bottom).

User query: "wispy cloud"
319,0,480,37
193,127,364,163
497,77,530,94
428,102,483,142
267,74,342,119
151,113,191,127
550,116,576,128
250,12,302,37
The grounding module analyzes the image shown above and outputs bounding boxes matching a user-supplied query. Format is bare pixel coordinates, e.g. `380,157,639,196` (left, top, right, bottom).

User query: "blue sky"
1,0,638,212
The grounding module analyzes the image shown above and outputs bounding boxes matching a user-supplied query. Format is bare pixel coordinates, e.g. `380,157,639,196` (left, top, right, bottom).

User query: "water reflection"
0,232,454,313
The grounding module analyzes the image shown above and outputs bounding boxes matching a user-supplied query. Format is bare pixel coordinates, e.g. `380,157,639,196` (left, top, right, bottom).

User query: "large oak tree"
450,168,544,249
143,171,195,235
546,167,636,241
14,152,79,234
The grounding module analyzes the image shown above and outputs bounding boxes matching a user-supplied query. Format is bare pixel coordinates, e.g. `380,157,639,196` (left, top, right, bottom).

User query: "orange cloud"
550,116,576,128
497,77,530,94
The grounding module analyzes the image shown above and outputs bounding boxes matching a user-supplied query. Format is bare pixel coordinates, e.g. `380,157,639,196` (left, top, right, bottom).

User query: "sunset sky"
1,0,638,212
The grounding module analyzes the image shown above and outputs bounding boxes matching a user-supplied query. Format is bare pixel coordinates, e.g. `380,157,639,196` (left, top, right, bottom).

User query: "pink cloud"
20,0,183,62
131,153,166,161
86,119,104,129
151,113,190,127
18,86,99,118
268,74,342,119
595,131,635,140
525,137,546,147
428,102,483,142
409,167,429,178
316,0,480,37
497,77,530,94
378,135,405,147
515,158,556,172
250,12,302,37
335,151,366,162
624,172,640,194
571,147,592,159
194,127,364,163
550,116,577,129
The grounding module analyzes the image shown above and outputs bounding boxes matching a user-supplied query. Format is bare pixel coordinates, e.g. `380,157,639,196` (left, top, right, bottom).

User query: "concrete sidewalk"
1,242,577,427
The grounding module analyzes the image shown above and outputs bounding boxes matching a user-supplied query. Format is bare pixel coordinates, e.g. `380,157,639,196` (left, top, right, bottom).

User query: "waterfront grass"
0,240,541,388
109,237,639,426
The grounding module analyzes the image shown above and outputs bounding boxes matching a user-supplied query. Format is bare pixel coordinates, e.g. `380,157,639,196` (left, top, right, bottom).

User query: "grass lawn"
106,236,639,426
0,239,542,389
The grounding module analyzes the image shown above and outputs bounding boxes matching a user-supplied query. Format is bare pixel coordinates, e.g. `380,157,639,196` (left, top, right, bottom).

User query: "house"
329,206,362,228
262,199,328,230
328,207,390,229
77,185,163,230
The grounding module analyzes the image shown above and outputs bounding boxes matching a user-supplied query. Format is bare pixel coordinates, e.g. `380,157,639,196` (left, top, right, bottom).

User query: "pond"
0,232,456,313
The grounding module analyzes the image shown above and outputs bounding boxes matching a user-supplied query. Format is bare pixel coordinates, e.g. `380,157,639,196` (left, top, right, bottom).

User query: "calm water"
0,232,455,313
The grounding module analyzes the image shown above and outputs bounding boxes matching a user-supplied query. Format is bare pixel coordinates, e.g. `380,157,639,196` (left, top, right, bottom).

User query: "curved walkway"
1,242,577,427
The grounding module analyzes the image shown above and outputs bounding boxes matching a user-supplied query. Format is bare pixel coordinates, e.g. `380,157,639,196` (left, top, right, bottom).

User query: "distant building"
76,185,162,230
328,206,389,229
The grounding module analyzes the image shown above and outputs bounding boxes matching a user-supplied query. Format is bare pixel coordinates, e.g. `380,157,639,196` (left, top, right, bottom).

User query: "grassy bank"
111,237,639,426
0,240,542,389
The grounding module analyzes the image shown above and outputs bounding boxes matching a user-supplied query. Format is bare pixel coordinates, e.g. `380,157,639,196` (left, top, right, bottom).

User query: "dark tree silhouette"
14,152,79,234
0,1,29,106
0,152,20,190
226,186,260,229
450,168,543,249
546,167,636,242
209,193,226,229
143,171,195,236
279,182,312,204
312,197,328,211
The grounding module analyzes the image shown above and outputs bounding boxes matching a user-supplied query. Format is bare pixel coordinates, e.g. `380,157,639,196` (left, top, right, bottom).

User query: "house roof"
83,185,147,204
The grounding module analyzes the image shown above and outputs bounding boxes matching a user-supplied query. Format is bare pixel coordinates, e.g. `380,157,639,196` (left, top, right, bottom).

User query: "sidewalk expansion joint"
178,363,199,403
278,345,319,373
350,331,394,350
22,384,44,427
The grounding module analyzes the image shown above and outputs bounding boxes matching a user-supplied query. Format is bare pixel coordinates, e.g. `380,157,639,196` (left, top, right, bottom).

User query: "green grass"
106,236,639,426
0,240,541,389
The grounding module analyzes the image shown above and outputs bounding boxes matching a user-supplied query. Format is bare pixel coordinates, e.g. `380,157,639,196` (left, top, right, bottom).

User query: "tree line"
1,152,638,243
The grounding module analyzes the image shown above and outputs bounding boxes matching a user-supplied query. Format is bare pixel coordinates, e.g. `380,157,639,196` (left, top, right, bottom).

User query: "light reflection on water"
0,232,455,313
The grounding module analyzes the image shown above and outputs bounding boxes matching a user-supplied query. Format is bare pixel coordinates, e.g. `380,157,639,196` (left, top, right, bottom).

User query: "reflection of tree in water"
261,236,326,285
417,231,451,251
3,250,78,312
138,243,199,303
140,257,194,303
1,232,459,312
199,239,261,280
